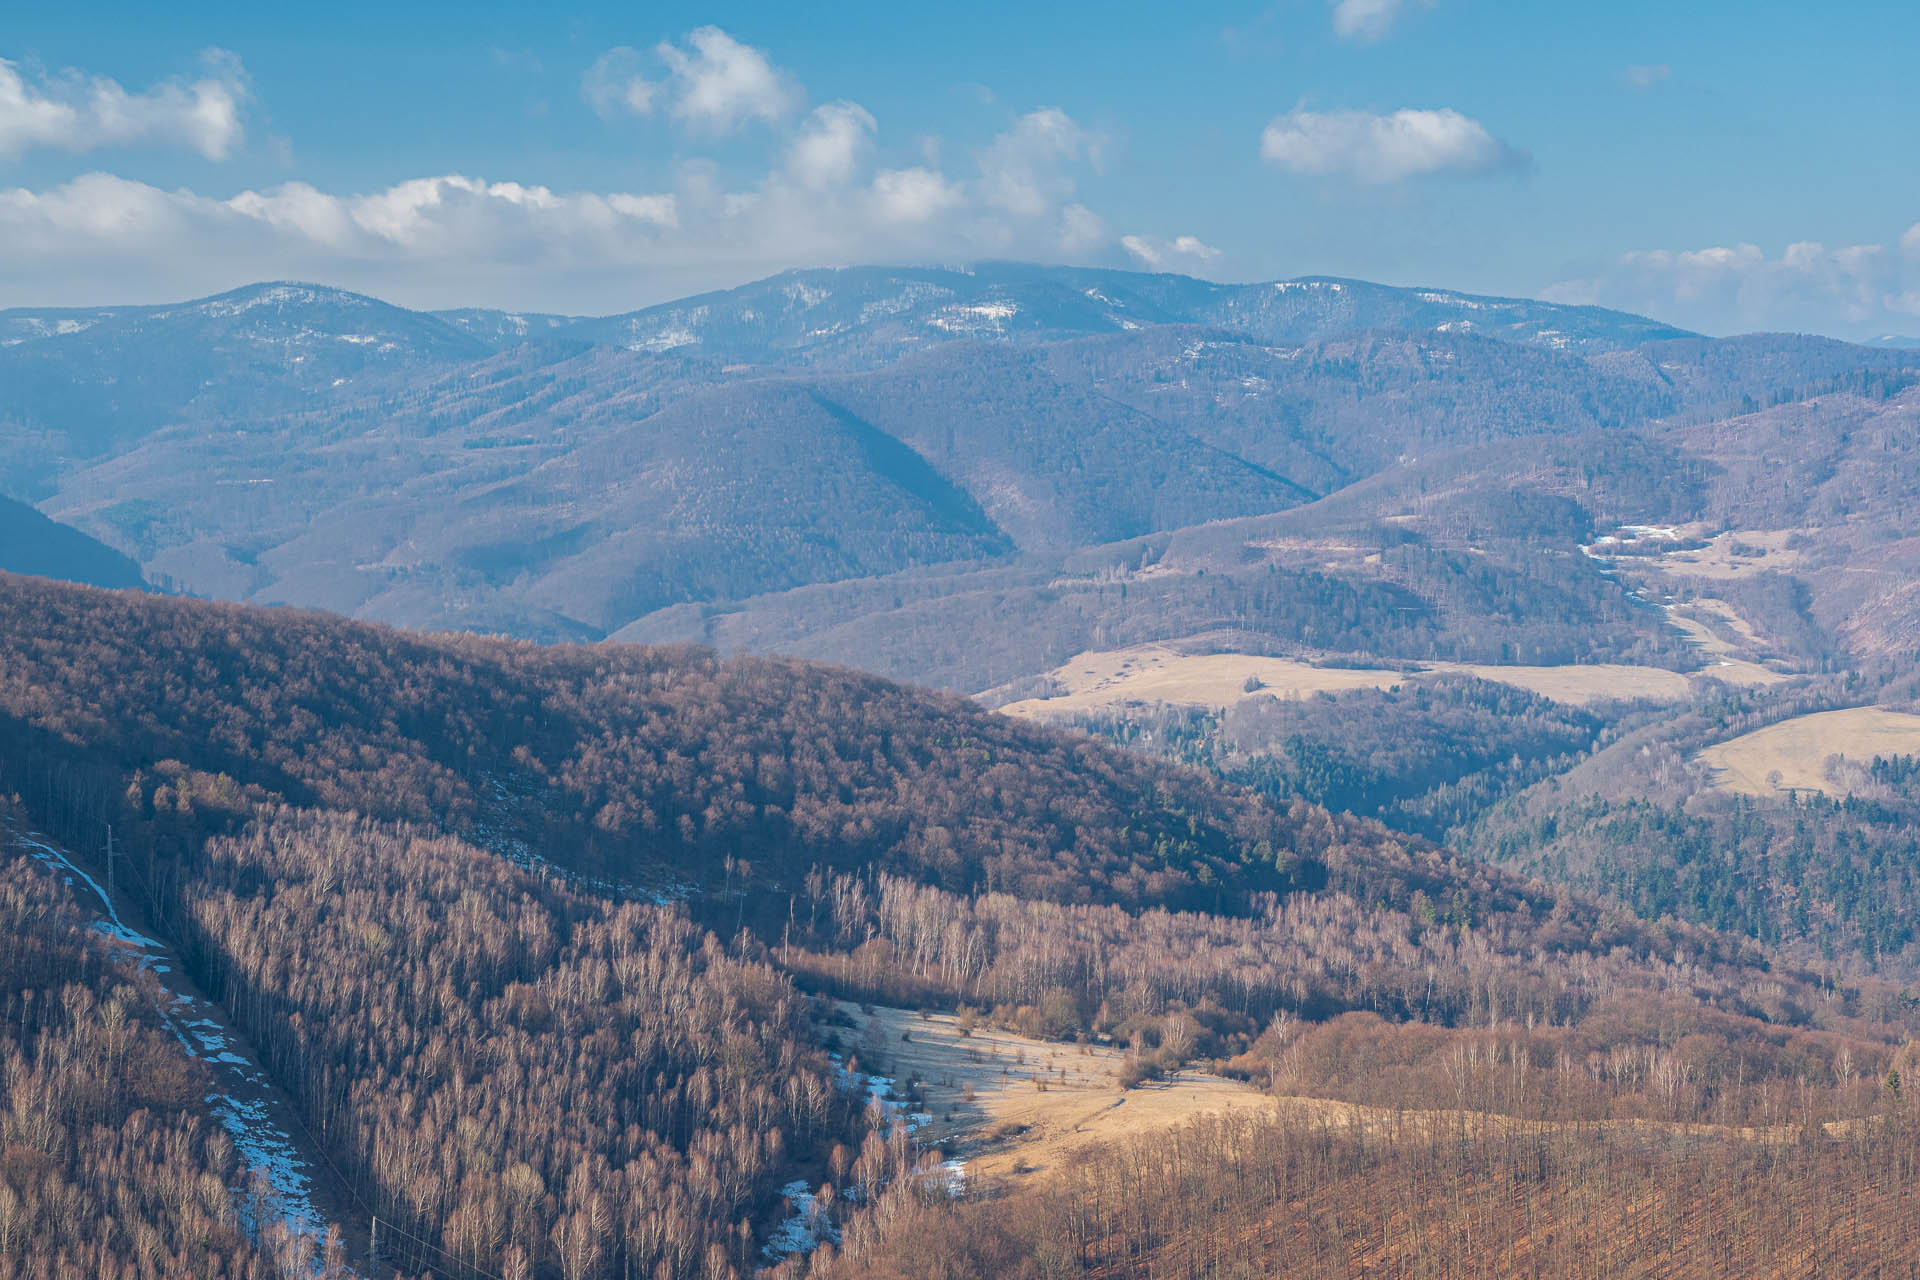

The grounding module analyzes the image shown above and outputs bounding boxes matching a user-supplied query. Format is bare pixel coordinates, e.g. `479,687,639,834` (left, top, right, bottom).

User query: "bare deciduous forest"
0,853,341,1279
805,1105,1920,1279
3,574,1919,1278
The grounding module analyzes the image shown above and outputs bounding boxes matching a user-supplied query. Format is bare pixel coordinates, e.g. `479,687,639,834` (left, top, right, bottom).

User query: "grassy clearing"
835,1004,1271,1185
832,1003,1850,1194
1653,527,1810,580
995,644,1698,718
1660,610,1788,687
1698,706,1920,797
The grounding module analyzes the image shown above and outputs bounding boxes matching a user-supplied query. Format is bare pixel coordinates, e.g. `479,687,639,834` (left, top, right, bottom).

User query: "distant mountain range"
3,262,1918,678
543,262,1695,365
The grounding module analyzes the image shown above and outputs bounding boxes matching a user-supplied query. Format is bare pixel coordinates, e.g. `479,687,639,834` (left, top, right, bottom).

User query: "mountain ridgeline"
9,263,1918,677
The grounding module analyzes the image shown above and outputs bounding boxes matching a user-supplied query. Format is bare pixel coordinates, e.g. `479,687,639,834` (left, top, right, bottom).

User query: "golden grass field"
1698,705,1920,797
835,1004,1850,1190
996,644,1708,718
1650,527,1809,581
839,1003,1273,1185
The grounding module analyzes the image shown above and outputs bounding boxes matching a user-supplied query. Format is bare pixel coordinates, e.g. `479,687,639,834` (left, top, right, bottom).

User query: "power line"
15,824,504,1280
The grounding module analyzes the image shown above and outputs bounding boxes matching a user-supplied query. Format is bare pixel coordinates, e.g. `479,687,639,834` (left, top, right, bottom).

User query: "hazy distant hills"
4,263,1919,677
0,283,489,492
558,262,1696,367
0,495,144,590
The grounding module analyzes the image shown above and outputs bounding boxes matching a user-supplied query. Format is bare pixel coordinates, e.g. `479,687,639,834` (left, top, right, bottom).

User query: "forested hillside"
0,570,1899,1043
812,1103,1920,1279
0,573,1338,910
1461,669,1920,973
1075,675,1619,841
4,574,1918,1278
5,268,1920,1279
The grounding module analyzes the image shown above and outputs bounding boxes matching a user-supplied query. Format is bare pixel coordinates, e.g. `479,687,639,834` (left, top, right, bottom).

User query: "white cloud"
581,48,659,119
1259,107,1526,183
786,101,875,190
1330,0,1433,42
0,109,1134,313
581,27,800,132
1625,64,1672,90
0,42,1150,314
1059,203,1108,254
868,166,960,225
1545,236,1920,337
0,51,248,160
657,26,800,131
978,108,1097,216
1121,233,1221,269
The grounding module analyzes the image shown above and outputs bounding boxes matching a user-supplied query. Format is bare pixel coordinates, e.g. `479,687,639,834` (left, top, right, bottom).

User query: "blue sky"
4,1,1918,337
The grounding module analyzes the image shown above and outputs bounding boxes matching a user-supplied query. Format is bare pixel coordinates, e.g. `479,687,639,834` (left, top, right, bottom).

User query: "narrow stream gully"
9,823,365,1276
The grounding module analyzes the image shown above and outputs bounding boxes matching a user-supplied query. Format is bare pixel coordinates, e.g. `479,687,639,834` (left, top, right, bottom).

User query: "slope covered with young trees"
0,571,1386,913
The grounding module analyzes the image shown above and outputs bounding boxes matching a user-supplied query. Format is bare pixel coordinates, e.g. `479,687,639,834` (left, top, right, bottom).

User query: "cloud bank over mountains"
3,24,1915,338
0,32,1204,311
1548,235,1920,339
0,28,1537,315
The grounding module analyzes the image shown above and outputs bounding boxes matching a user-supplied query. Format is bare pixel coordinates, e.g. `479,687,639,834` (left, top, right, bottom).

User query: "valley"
7,823,356,1269
9,0,1920,1269
6,263,1920,1279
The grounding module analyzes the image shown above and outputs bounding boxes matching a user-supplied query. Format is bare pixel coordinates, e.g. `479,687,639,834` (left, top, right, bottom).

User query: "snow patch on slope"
8,826,350,1274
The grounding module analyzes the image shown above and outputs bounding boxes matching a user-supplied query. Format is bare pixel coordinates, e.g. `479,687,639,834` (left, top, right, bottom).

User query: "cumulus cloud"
661,26,801,130
1544,236,1920,337
580,27,799,131
978,107,1098,216
786,101,875,189
868,166,961,225
0,105,1156,312
583,26,802,132
1330,0,1433,42
1625,63,1672,90
0,51,249,160
1120,233,1221,269
1259,107,1526,182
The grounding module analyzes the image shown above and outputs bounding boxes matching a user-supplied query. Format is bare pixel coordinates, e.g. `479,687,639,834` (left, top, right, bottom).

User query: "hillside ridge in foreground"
2,571,1917,1278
